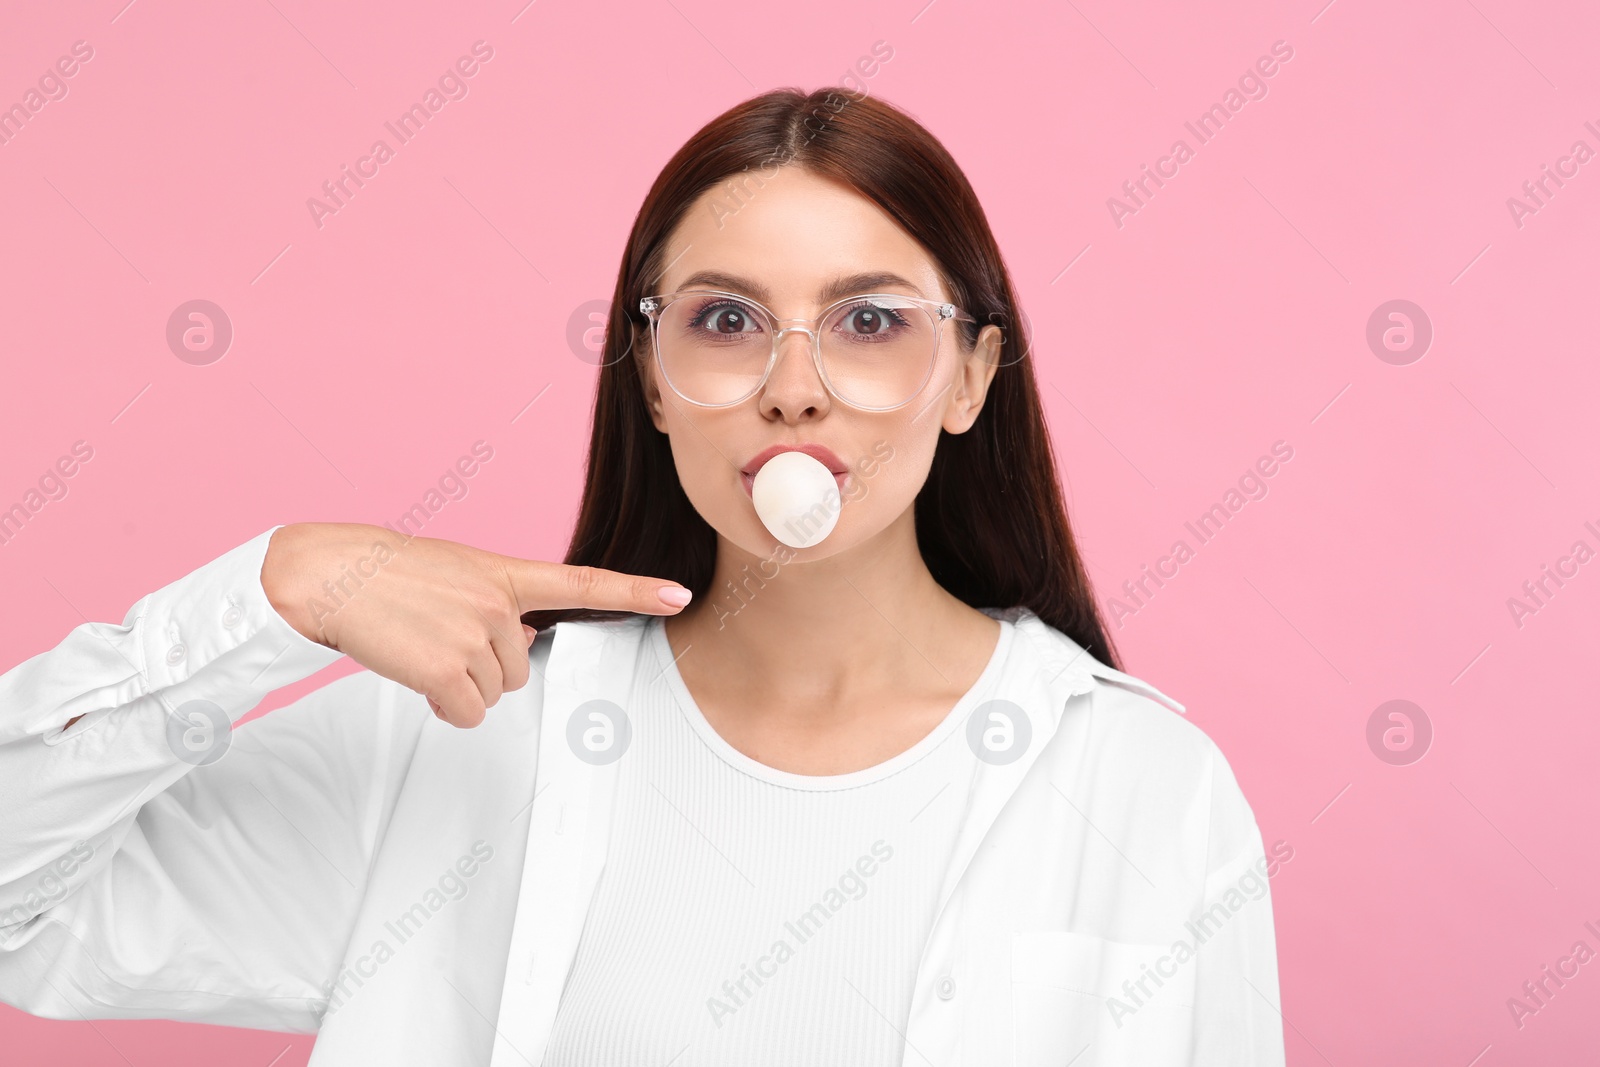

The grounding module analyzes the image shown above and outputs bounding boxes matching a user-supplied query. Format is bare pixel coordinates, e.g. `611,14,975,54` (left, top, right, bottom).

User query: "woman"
0,88,1284,1065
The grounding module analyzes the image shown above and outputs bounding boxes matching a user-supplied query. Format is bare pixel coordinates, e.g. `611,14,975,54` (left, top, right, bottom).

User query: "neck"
667,509,978,700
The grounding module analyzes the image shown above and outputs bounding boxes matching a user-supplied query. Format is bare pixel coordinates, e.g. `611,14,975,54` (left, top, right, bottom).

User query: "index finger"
502,557,693,615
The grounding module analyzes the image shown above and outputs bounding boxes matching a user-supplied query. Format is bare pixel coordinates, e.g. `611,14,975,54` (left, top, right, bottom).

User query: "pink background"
2,0,1597,1063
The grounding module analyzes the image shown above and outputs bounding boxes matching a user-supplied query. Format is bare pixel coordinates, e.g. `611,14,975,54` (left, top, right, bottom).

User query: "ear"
634,325,670,433
940,324,1005,435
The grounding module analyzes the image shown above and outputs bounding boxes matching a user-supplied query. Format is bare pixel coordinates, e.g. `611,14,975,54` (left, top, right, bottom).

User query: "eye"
837,300,911,337
686,298,764,336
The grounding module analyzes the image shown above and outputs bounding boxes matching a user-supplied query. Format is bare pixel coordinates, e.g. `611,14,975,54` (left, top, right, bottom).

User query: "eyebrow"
672,269,926,306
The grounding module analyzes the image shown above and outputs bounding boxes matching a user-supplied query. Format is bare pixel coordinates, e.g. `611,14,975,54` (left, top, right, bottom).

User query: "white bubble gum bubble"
751,451,841,548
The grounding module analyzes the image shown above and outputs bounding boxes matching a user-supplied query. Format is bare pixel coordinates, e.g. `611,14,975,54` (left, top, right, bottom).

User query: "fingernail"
658,586,692,608
522,624,538,643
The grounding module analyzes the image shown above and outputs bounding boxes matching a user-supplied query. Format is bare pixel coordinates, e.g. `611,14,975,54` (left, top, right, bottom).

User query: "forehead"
658,166,946,310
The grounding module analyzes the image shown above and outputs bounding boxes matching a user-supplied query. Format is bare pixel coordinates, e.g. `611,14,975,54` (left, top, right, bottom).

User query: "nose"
758,326,831,421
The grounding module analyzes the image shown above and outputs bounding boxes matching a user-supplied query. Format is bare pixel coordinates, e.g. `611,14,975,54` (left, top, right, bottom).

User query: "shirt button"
222,606,241,629
165,644,187,665
936,975,956,1000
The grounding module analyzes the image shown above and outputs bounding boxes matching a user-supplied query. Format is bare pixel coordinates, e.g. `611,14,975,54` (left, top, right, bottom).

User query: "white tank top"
540,613,1016,1066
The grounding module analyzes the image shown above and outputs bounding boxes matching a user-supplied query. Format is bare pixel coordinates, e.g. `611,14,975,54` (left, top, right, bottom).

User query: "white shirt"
542,614,1009,1065
0,525,1286,1066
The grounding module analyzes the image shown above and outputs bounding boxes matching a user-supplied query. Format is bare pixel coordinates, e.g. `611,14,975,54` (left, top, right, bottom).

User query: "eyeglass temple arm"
945,305,979,324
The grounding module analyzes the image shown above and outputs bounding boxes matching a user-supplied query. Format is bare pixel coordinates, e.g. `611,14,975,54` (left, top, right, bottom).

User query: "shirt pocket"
1010,929,1197,1067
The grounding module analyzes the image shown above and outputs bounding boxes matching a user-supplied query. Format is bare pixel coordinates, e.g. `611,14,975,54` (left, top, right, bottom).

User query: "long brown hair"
521,87,1122,670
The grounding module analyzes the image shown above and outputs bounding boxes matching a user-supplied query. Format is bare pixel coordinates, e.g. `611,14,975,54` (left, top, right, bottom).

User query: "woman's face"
637,165,1003,564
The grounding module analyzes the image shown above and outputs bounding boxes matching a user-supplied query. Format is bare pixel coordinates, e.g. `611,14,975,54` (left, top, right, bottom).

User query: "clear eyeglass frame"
637,287,979,412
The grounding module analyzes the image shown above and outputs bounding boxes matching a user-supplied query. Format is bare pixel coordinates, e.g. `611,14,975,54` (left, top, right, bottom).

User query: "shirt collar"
995,606,1187,715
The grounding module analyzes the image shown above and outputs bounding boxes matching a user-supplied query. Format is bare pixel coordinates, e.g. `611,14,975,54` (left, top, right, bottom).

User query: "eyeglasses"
638,288,978,411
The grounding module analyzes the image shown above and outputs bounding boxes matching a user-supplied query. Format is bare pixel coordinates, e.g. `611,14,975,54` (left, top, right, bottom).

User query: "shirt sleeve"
1188,739,1288,1066
0,525,428,1034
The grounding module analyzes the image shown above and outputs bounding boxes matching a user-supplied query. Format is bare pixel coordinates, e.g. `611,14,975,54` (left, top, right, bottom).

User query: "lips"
740,444,851,500
741,443,848,478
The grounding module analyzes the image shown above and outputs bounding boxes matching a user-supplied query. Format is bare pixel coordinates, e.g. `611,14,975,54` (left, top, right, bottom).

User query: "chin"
727,506,891,563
